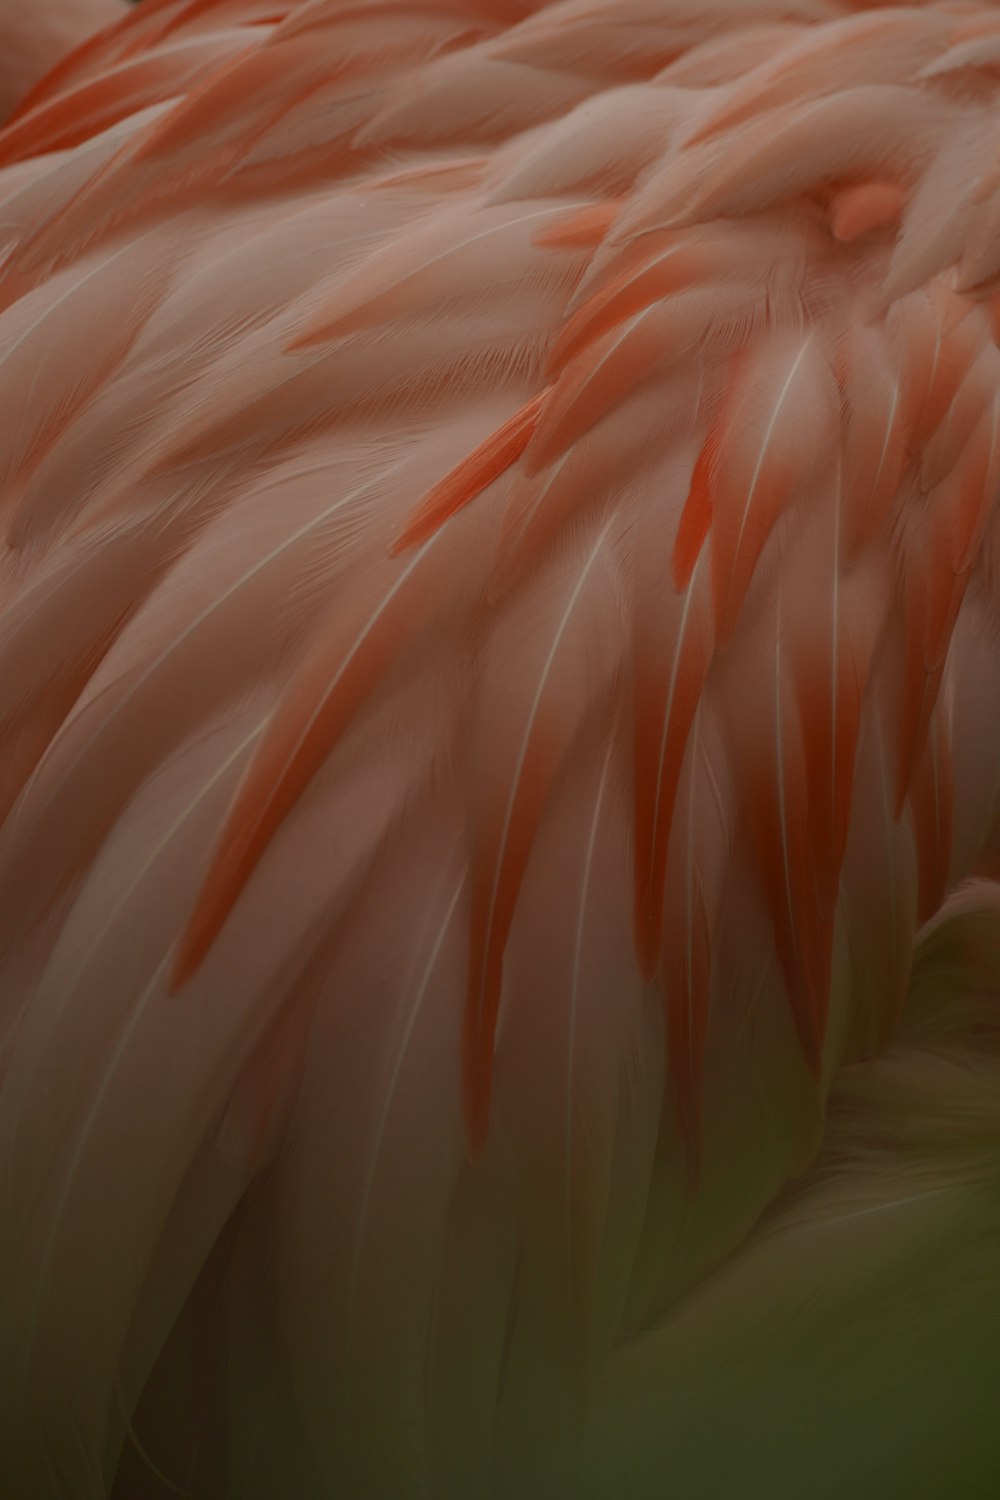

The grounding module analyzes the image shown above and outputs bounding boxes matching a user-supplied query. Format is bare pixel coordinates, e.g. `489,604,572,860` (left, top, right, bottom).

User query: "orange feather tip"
673,440,716,589
168,923,210,994
547,239,707,379
532,198,622,251
169,859,243,993
284,320,338,352
390,390,550,555
829,182,907,243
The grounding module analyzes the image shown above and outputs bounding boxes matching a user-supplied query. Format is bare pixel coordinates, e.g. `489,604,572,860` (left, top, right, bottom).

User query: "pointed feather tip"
285,302,373,349
390,389,550,555
388,501,440,556
168,926,208,995
673,447,716,589
168,854,245,995
284,320,342,352
829,182,907,244
533,198,623,252
894,679,939,823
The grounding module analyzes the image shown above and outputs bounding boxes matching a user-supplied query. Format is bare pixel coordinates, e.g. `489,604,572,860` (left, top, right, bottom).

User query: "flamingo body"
1,1,1000,1495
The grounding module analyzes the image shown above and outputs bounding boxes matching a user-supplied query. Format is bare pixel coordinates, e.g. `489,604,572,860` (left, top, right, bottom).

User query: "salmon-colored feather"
734,604,831,1070
788,519,888,916
533,198,622,250
894,515,968,818
657,708,723,1180
527,308,675,474
896,284,983,451
672,423,717,589
841,320,908,561
909,716,954,925
489,383,678,599
684,10,948,150
170,530,460,989
548,236,722,374
709,330,839,644
632,524,714,979
392,390,548,554
288,203,578,348
830,180,907,242
530,287,758,475
0,29,254,166
661,826,711,1176
463,517,619,1154
933,390,1000,572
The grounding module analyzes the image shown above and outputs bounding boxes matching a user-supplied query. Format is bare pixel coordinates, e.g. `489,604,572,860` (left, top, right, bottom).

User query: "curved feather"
463,514,620,1155
709,328,839,644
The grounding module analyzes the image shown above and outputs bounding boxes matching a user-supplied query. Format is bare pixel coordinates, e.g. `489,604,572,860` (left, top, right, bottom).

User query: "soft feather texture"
1,2,1000,1496
0,0,125,126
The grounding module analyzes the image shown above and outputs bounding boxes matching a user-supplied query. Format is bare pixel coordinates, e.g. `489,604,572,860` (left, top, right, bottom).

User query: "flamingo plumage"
1,0,1000,1494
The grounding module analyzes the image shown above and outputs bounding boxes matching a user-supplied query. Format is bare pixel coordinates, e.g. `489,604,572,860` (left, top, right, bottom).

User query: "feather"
0,521,175,820
930,386,1000,572
908,713,954,927
0,101,172,301
549,232,740,375
894,283,983,453
528,288,749,475
785,483,889,916
0,440,438,951
485,84,688,207
1,686,435,1496
480,725,641,1433
631,451,715,978
489,380,685,600
392,391,547,553
658,709,719,1176
0,230,177,503
954,178,1000,291
170,505,479,990
672,417,718,588
919,27,1000,83
725,588,829,1069
462,514,620,1155
655,21,809,89
533,197,623,250
608,85,946,243
684,8,949,149
352,53,591,154
708,328,839,644
948,590,1000,878
491,0,833,82
288,202,577,348
838,313,912,565
882,120,994,302
829,180,906,242
893,394,998,809
5,2,1000,1492
0,29,256,167
840,693,917,1050
0,10,465,291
